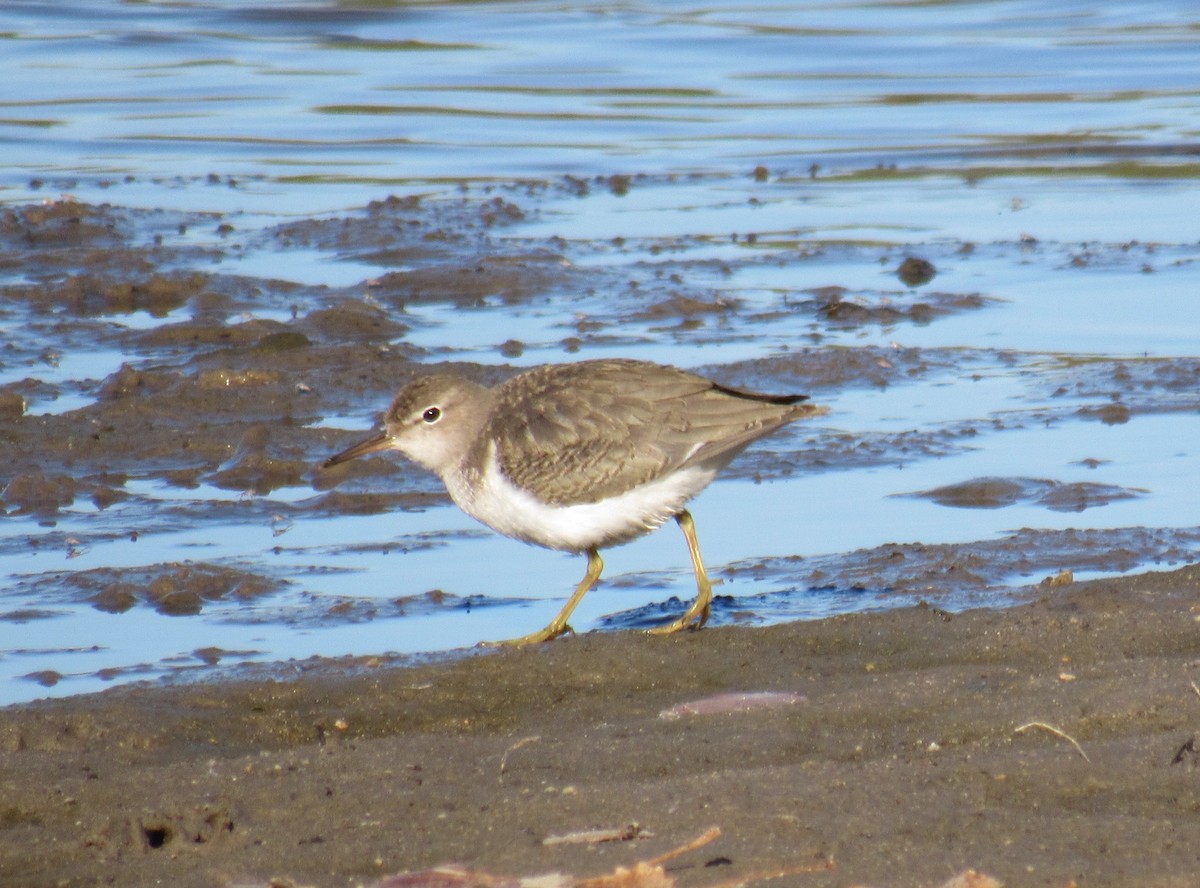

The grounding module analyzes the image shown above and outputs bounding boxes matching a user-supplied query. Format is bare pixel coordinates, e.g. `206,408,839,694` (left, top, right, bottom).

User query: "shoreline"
4,564,1200,887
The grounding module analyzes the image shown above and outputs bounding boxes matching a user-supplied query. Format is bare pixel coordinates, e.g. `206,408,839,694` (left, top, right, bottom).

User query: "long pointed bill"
322,431,392,469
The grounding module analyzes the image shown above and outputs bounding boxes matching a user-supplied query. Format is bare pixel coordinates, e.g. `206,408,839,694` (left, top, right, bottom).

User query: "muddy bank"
2,191,1200,699
4,564,1200,887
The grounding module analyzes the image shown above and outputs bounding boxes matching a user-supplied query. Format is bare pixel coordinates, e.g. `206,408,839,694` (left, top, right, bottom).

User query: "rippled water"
2,0,1199,704
6,1,1199,197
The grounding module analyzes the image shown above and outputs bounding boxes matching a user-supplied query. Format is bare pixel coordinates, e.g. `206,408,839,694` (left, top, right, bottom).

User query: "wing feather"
484,360,817,505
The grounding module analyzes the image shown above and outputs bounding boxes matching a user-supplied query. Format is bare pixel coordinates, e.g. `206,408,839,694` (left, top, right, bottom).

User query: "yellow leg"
646,510,712,635
482,547,604,646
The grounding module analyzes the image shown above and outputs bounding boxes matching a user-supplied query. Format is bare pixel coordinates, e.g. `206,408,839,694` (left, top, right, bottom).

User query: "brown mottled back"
478,359,820,505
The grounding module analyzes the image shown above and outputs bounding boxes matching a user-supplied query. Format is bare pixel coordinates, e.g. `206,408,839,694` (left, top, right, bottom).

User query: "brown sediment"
3,565,1200,886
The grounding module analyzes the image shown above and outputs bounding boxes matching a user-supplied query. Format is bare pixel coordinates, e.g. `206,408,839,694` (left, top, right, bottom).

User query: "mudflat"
4,564,1200,888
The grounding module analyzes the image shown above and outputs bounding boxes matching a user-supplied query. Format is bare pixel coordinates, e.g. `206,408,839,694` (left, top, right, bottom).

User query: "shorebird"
324,358,824,644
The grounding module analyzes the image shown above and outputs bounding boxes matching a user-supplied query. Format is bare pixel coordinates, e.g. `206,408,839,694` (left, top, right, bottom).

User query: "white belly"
443,446,717,553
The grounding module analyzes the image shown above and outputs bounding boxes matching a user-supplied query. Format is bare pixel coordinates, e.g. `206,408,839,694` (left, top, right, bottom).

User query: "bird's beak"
322,431,392,469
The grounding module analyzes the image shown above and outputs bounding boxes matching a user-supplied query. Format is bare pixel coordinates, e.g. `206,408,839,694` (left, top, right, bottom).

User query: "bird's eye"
422,406,442,424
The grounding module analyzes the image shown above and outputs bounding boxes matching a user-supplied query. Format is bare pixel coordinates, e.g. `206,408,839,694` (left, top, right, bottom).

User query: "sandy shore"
4,564,1200,888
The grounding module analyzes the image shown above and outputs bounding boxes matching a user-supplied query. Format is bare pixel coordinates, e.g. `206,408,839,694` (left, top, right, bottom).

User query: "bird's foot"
645,604,710,636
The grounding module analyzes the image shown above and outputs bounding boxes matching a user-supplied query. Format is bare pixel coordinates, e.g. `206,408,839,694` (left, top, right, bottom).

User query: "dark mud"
2,190,1198,696
5,565,1200,887
903,477,1146,513
1,181,1199,885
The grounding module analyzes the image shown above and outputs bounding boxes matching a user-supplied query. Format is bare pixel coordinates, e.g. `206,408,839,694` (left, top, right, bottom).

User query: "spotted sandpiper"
323,358,825,644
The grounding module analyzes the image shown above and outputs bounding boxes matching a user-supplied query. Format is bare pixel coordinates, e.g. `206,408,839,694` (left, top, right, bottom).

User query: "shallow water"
1,0,1199,704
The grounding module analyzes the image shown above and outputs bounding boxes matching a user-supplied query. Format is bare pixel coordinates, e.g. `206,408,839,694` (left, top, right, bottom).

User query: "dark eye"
422,406,442,424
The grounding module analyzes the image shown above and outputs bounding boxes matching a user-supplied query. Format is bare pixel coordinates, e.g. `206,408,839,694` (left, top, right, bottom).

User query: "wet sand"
5,564,1200,888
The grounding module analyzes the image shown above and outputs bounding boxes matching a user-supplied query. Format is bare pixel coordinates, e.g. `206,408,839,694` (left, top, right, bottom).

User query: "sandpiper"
323,358,825,644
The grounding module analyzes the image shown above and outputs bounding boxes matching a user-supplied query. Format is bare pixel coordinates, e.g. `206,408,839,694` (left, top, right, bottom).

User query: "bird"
322,358,825,645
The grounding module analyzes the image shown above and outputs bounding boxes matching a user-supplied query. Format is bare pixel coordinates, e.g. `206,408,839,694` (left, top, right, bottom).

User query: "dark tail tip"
711,381,810,406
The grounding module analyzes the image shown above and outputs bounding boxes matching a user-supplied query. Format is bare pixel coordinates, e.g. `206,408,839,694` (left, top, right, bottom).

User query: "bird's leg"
647,510,712,635
482,547,604,646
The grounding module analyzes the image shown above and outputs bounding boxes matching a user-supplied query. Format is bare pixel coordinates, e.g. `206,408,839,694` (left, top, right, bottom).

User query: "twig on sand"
368,827,835,888
499,735,541,781
575,827,835,888
544,824,648,846
1014,721,1090,763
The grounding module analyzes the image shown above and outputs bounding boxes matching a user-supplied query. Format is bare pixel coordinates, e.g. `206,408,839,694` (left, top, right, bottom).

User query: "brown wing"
484,360,818,506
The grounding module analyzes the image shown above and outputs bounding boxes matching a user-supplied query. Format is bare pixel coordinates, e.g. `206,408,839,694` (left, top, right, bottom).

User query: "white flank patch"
444,445,719,552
